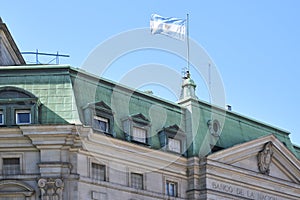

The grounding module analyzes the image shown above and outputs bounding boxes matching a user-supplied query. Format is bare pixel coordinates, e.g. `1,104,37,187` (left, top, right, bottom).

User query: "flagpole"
208,62,211,92
186,13,190,76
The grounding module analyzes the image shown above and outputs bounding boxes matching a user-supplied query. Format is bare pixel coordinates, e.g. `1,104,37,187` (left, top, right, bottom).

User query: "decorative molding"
83,101,113,115
129,113,150,125
159,124,185,137
258,142,274,175
207,119,221,137
38,178,64,200
0,20,26,65
0,180,35,197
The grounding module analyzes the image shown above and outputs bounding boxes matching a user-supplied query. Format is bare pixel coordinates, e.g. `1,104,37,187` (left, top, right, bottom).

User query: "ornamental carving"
38,178,64,200
257,142,273,175
207,119,221,137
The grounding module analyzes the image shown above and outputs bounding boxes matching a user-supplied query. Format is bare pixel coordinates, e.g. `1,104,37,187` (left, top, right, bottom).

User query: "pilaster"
21,125,75,176
186,156,207,200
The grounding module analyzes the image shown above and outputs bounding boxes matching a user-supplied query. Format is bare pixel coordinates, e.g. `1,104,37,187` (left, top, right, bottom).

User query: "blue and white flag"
150,14,186,41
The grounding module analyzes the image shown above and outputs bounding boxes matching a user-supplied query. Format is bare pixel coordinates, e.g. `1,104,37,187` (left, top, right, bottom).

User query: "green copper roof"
294,145,300,159
70,68,184,147
0,65,80,124
0,65,298,159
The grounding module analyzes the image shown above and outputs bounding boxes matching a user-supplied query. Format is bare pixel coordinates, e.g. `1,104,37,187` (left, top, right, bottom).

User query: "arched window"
0,180,35,200
0,87,40,126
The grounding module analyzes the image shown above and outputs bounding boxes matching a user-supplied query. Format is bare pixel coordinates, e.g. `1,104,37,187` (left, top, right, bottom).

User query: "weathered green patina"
0,65,298,159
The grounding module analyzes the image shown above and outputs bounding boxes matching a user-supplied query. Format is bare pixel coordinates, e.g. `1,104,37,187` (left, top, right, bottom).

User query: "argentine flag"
150,14,186,41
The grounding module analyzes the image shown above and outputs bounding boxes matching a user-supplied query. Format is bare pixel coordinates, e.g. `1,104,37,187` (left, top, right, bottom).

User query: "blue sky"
2,1,300,145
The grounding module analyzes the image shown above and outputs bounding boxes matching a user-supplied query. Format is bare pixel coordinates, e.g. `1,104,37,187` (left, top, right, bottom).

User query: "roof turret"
179,70,197,100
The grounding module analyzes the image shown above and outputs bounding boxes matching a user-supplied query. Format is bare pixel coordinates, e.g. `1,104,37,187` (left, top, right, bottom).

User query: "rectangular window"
168,138,181,153
16,110,31,125
132,127,146,143
3,158,20,175
94,116,109,132
92,163,106,181
166,181,177,197
131,173,143,189
0,111,3,125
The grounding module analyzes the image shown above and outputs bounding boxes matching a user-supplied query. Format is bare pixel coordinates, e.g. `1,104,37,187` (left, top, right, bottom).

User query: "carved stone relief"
257,142,273,175
207,119,221,137
38,178,64,200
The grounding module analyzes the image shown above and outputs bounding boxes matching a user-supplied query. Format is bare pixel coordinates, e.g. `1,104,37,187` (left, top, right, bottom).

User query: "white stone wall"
0,125,188,199
1,126,300,199
73,127,188,200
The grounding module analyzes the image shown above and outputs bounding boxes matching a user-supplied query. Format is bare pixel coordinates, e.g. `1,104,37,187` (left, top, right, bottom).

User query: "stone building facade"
0,19,299,200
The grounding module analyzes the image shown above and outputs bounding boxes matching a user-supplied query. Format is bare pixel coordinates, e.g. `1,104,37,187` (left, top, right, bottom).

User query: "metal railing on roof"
21,49,70,65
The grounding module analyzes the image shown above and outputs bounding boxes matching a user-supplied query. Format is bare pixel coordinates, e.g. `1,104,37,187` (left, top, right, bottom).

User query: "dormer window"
16,110,31,125
93,116,109,133
122,113,151,145
132,126,147,143
83,101,114,136
168,138,181,153
158,124,186,155
0,87,40,126
0,111,3,125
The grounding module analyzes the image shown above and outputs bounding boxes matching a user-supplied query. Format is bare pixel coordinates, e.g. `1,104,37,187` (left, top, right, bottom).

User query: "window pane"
132,127,146,143
166,181,177,197
98,121,107,132
0,111,3,125
92,163,106,181
3,158,20,175
168,138,181,153
94,116,109,132
131,173,143,189
16,110,31,124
